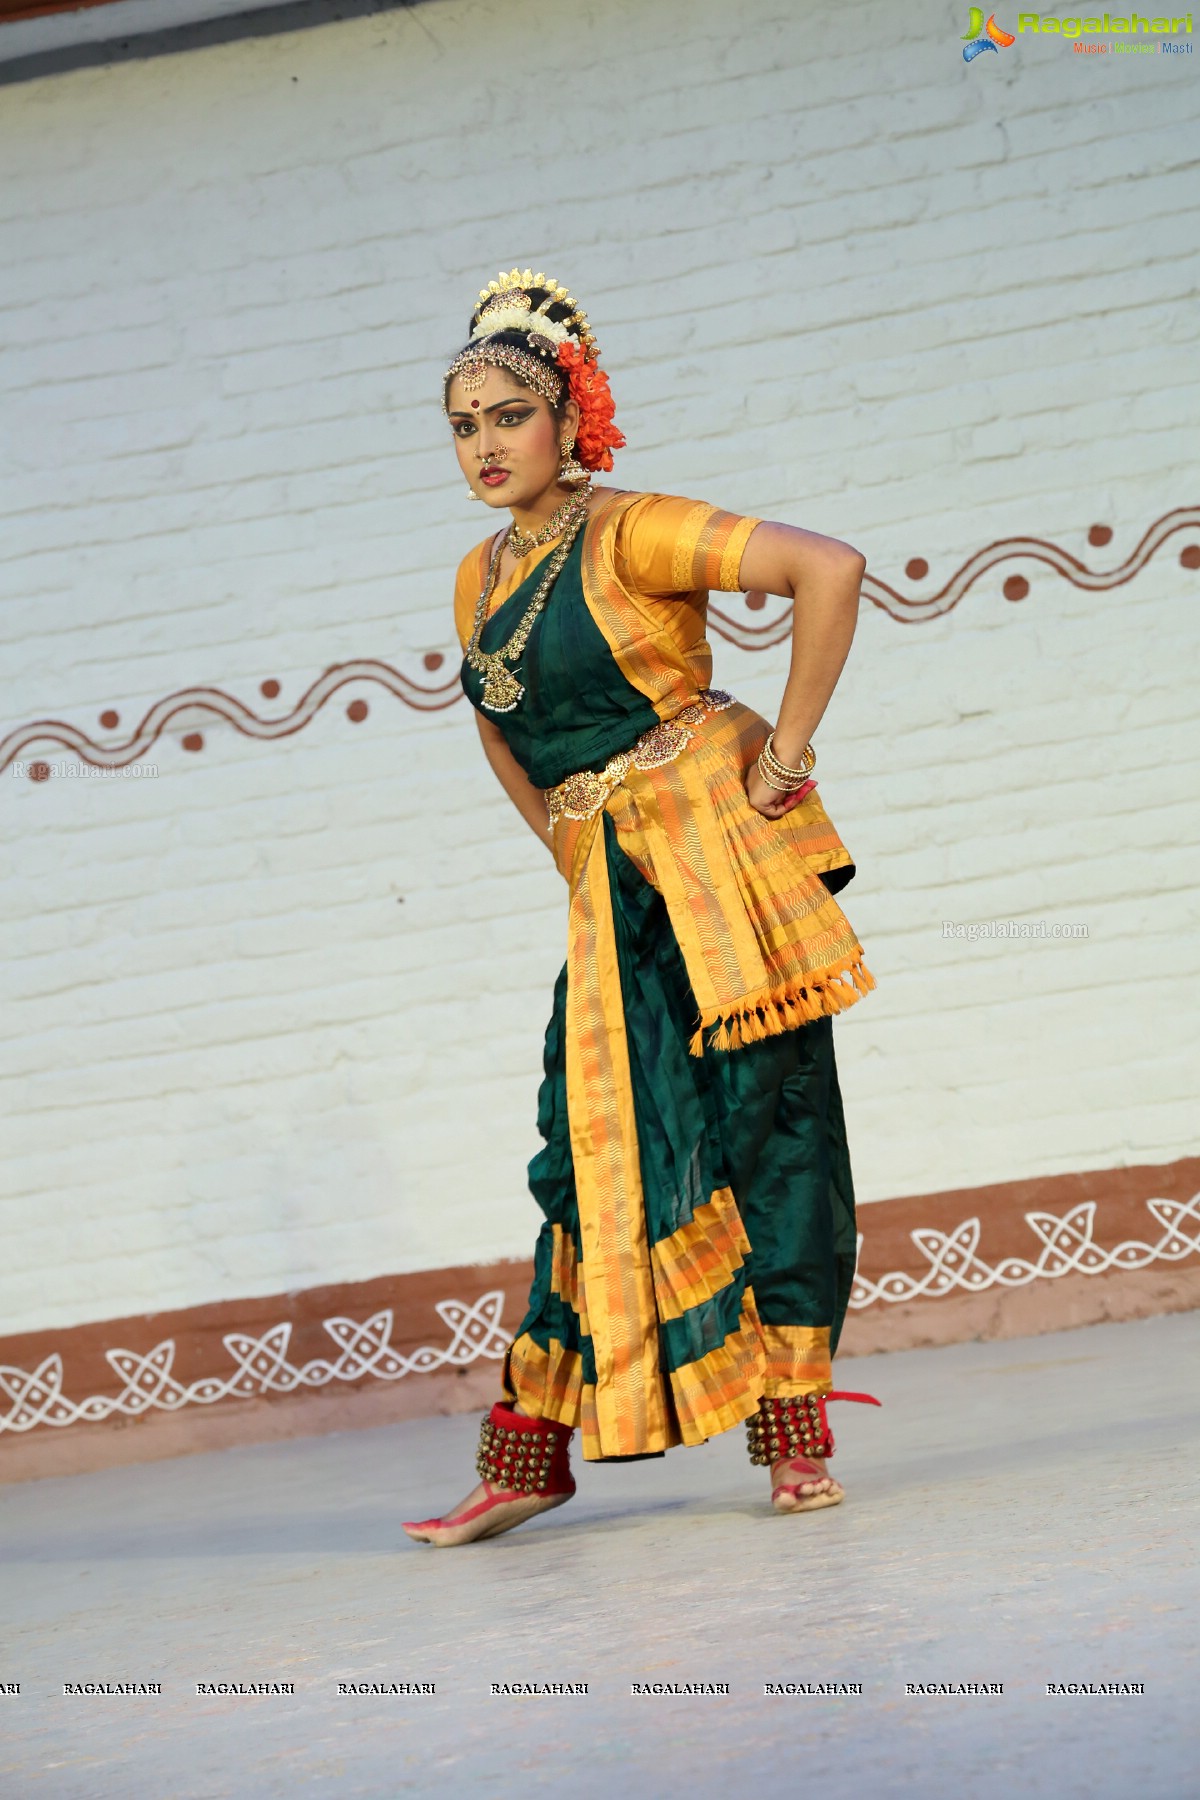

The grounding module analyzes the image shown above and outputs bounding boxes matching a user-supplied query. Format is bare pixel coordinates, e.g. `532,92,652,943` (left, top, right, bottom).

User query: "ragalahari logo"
962,7,1017,55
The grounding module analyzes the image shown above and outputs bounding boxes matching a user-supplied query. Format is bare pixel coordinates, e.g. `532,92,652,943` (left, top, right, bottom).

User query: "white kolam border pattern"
2,1194,1198,1435
849,1193,1200,1307
1,1294,510,1436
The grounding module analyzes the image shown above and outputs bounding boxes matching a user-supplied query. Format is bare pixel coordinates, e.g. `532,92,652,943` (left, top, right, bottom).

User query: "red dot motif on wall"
6,509,1197,781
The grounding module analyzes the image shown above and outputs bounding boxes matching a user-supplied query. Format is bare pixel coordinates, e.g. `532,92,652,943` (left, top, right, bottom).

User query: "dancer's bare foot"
402,1477,573,1548
403,1403,577,1548
769,1451,844,1514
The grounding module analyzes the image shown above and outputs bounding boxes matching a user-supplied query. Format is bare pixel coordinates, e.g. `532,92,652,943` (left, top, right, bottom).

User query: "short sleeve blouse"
452,491,761,652
609,493,761,600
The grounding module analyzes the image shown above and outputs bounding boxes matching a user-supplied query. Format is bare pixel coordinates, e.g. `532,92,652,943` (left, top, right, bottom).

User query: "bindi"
470,399,480,409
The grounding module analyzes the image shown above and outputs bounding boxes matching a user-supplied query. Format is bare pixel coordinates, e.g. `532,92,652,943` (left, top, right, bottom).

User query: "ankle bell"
475,1400,575,1496
745,1388,882,1465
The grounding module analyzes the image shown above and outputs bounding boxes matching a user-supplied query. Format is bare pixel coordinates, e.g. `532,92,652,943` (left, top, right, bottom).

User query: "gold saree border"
504,1300,833,1459
549,1222,589,1333
666,1294,766,1443
581,491,710,719
665,1310,833,1443
563,812,667,1457
574,507,876,1056
760,1324,833,1396
650,1186,752,1323
504,1334,583,1427
505,1346,655,1462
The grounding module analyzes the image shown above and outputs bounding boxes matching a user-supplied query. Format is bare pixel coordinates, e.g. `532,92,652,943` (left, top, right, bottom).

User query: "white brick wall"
1,0,1197,1335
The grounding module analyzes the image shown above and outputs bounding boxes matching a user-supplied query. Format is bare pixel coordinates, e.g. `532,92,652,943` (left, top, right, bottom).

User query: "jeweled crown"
473,267,599,360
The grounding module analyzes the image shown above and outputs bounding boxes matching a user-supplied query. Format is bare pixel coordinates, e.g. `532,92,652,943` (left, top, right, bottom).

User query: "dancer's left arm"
736,524,866,813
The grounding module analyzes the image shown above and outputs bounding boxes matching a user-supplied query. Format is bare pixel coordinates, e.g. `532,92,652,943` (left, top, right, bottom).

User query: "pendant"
481,662,525,712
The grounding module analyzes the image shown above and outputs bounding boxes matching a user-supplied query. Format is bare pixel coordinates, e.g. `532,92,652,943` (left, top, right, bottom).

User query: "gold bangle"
760,748,811,786
763,731,815,779
761,733,816,783
756,749,813,793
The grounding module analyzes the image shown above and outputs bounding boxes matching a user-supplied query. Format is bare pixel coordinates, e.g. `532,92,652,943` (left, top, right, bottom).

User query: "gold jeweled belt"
544,688,736,828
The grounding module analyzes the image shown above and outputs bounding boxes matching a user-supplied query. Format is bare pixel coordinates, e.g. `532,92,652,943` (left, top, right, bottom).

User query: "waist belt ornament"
544,688,735,827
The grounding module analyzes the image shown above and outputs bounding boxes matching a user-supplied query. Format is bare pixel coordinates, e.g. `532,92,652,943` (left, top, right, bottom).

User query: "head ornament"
442,267,625,472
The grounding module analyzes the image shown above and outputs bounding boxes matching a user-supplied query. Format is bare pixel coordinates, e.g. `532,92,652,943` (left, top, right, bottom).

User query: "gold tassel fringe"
687,952,877,1057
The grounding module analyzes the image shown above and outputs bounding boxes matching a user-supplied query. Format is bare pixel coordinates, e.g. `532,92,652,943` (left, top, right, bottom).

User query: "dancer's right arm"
475,712,556,855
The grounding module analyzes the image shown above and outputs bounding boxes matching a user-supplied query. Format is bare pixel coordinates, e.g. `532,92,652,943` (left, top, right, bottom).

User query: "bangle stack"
757,731,817,793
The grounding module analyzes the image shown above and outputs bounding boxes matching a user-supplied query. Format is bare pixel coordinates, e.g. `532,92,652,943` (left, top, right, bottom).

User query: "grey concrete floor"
2,1312,1197,1800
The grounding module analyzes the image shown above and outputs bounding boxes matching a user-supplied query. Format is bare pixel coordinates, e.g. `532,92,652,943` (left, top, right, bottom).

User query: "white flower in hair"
470,305,573,346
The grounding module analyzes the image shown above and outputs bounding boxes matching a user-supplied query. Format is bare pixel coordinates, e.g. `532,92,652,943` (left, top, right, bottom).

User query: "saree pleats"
504,813,858,1461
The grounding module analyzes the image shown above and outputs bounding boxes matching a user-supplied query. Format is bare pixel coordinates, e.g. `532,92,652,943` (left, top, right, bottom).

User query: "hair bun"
471,267,599,360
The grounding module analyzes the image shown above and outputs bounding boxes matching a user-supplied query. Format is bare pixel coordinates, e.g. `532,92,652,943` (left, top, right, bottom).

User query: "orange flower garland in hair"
556,339,626,473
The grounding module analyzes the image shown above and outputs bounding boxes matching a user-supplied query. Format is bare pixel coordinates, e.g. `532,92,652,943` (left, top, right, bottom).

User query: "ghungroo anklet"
745,1389,881,1464
474,1400,575,1496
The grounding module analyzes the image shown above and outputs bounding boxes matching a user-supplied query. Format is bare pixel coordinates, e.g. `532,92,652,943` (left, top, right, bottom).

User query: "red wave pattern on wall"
4,509,1197,774
715,505,1200,646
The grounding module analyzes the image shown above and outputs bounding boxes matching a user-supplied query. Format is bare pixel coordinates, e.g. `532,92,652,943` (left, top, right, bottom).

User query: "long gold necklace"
465,490,592,714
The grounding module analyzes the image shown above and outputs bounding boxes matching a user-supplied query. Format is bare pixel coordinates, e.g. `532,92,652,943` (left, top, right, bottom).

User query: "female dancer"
403,270,879,1548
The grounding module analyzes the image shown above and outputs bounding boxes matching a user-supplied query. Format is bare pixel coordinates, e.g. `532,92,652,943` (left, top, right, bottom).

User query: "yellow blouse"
452,490,762,651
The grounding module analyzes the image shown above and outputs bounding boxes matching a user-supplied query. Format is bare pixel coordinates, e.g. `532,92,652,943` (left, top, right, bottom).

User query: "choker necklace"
466,490,592,713
506,487,591,559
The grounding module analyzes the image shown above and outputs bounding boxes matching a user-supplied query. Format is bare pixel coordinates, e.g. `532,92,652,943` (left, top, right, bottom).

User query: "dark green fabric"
460,527,660,789
604,812,858,1355
513,814,860,1441
521,954,597,1392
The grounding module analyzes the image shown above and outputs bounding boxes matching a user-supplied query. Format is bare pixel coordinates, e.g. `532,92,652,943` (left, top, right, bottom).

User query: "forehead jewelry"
444,339,562,411
453,352,490,393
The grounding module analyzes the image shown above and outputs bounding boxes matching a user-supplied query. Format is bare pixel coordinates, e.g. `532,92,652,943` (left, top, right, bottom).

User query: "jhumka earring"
558,438,589,486
465,484,479,501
